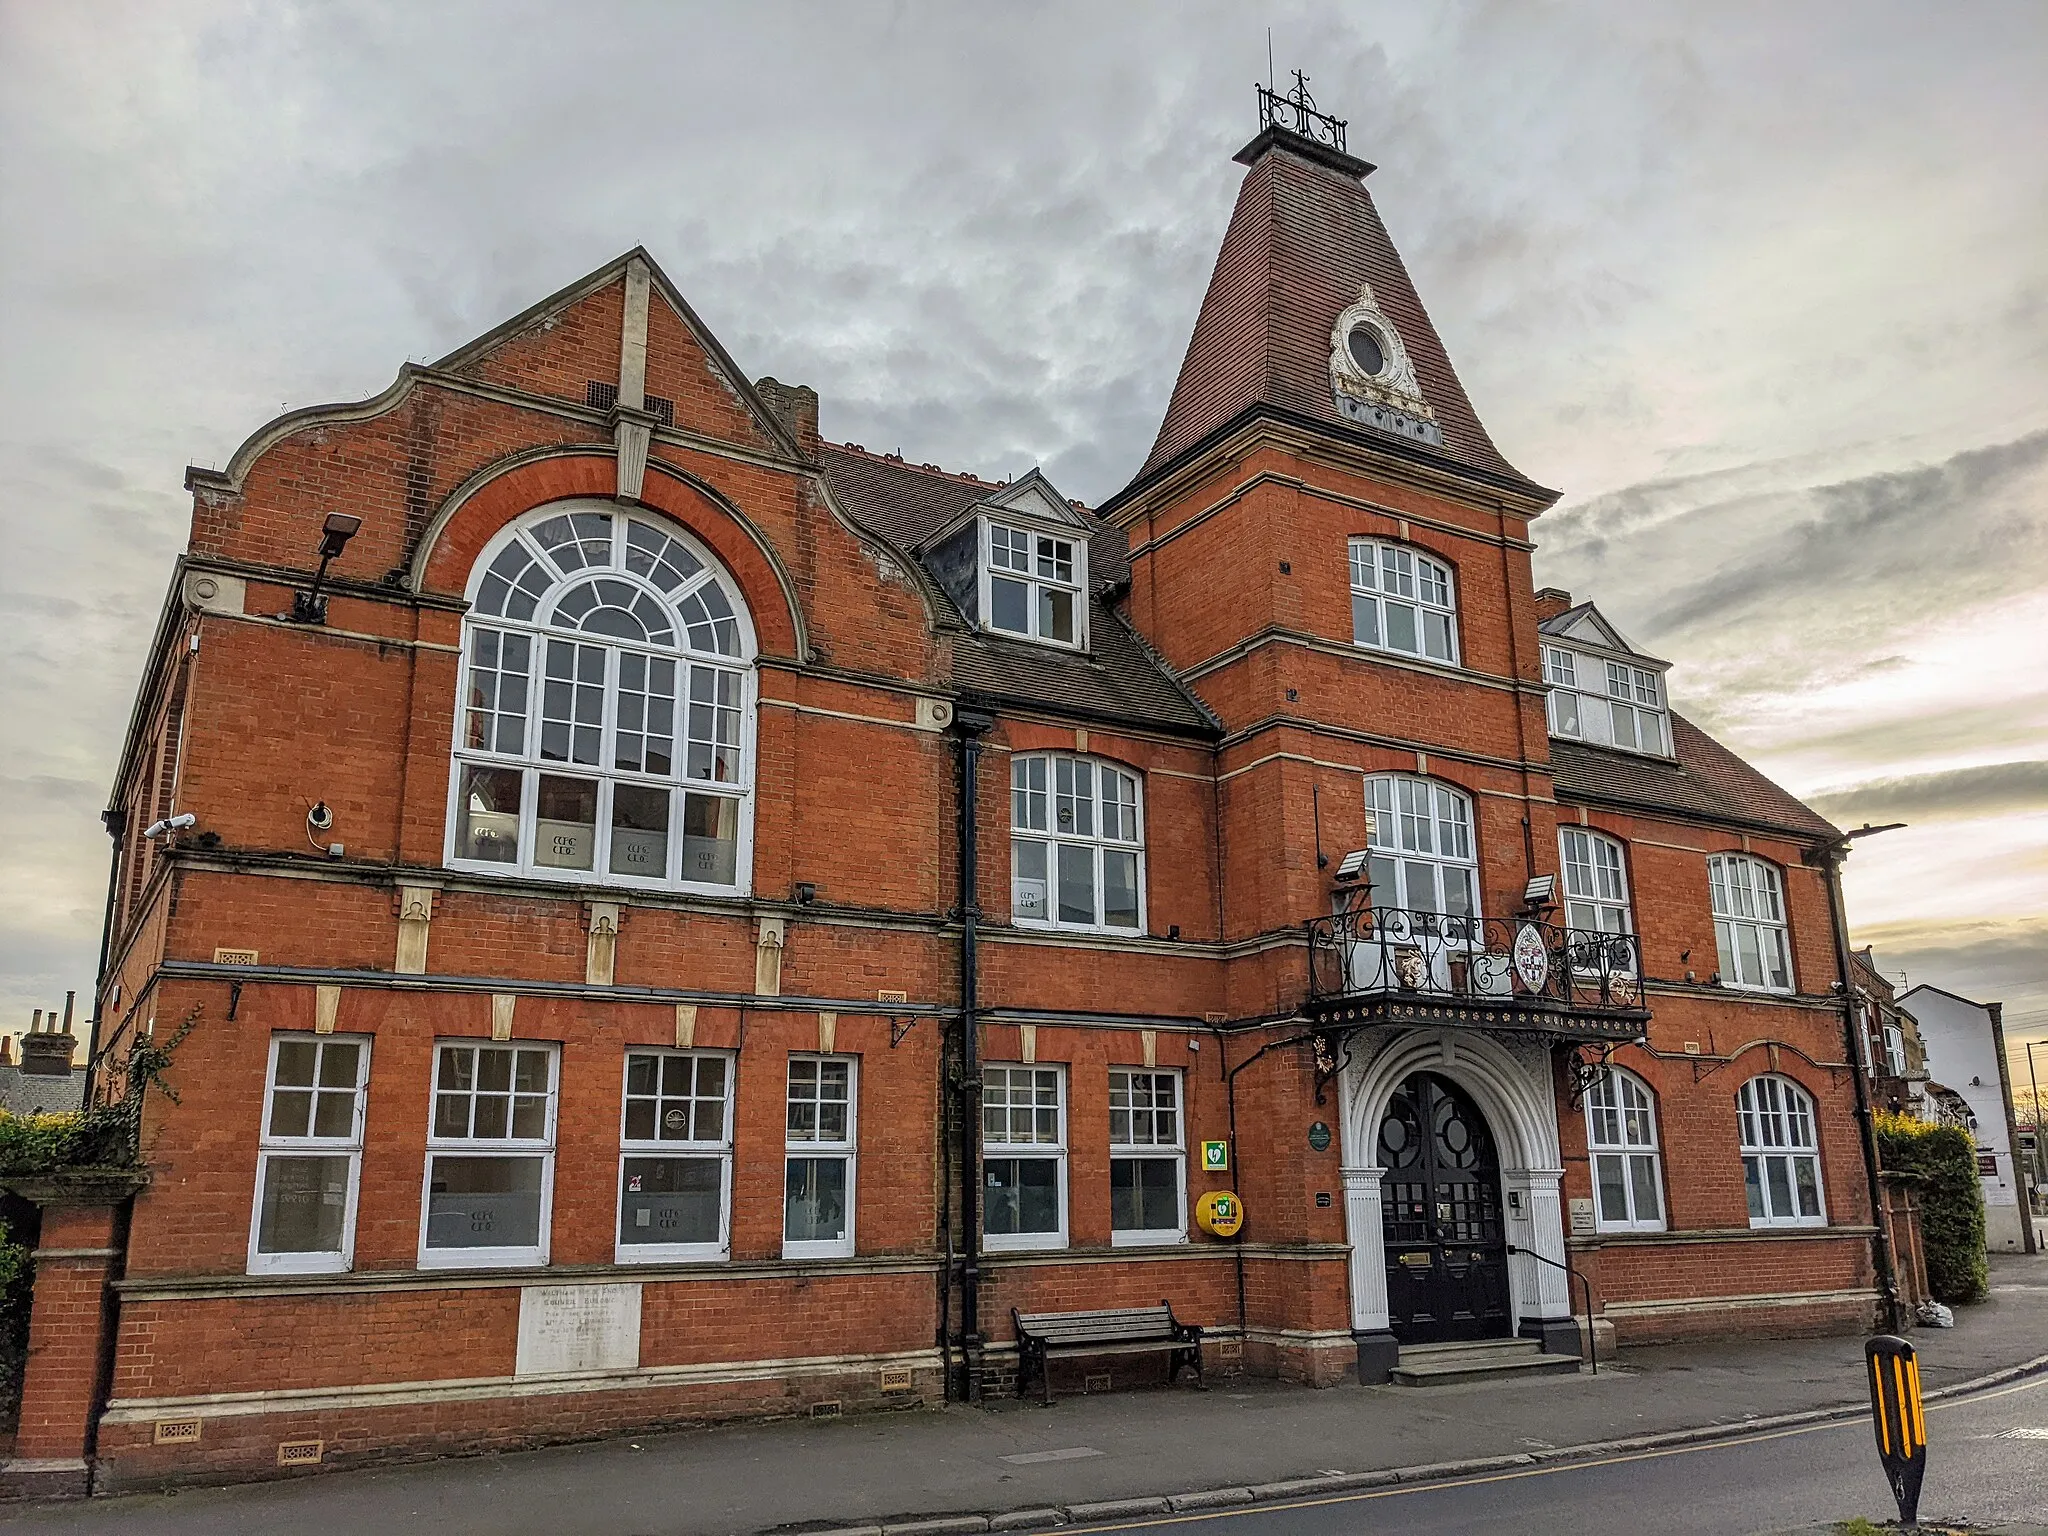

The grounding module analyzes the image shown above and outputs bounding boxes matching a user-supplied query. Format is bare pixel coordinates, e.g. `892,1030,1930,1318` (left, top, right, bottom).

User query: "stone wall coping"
0,1168,151,1207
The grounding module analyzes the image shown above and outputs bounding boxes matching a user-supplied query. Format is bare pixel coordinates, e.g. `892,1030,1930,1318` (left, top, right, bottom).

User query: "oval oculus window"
1347,324,1387,377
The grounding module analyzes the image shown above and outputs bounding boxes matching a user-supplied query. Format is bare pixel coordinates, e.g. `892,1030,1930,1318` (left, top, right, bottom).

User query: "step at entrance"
1389,1337,1580,1387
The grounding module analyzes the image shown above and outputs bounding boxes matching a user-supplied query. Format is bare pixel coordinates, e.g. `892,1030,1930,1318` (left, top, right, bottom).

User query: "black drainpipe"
953,708,995,1401
89,808,126,1070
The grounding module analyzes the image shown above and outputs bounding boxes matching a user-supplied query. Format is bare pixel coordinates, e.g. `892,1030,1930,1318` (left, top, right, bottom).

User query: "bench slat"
1040,1340,1191,1359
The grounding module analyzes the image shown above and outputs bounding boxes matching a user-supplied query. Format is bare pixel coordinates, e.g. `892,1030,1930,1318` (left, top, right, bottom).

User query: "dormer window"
917,467,1093,654
986,520,1083,647
1543,644,1669,757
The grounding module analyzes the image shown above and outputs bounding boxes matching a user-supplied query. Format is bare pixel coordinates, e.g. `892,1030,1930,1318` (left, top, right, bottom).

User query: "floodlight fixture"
1334,848,1370,883
291,512,364,623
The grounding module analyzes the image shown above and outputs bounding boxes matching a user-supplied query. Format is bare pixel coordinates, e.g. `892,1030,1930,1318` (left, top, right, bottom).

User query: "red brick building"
31,99,1890,1491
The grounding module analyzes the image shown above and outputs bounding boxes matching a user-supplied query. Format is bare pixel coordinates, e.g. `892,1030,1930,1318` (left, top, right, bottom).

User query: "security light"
1523,874,1557,907
290,513,365,624
1334,848,1370,882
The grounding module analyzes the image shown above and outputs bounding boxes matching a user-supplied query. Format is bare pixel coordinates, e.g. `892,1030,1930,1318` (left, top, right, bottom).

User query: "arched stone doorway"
1339,1028,1576,1382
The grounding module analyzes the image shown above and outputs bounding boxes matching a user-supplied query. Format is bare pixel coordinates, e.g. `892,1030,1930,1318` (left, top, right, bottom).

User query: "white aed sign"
515,1282,642,1377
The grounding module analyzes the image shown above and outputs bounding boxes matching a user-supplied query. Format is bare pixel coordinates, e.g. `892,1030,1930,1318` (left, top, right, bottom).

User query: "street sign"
1865,1334,1926,1526
1201,1140,1229,1172
1194,1190,1243,1238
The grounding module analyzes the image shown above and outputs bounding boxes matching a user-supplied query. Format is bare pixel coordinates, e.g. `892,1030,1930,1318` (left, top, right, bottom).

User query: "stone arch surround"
1338,1027,1576,1380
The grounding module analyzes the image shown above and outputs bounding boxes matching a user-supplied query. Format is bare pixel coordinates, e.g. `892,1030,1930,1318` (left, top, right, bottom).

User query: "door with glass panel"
1378,1072,1511,1343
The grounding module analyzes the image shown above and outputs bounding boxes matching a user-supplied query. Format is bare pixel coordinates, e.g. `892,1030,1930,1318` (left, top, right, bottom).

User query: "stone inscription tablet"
515,1282,643,1377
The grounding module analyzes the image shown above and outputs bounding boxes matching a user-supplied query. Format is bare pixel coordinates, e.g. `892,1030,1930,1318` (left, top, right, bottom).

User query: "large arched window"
1010,754,1144,932
1584,1067,1664,1232
448,503,756,892
1737,1074,1826,1227
1708,854,1791,992
1364,775,1477,921
1349,538,1458,664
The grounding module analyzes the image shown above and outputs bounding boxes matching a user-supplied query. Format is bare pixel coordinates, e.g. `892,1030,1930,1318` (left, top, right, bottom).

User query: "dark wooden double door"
1379,1072,1511,1343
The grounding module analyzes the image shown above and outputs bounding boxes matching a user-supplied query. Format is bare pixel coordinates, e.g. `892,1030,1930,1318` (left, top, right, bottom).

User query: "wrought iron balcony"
1303,907,1650,1041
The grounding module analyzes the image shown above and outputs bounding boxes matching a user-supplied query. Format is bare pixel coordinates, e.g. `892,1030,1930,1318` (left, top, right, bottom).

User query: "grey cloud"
1646,431,2048,635
1810,761,2048,823
1857,916,2048,1042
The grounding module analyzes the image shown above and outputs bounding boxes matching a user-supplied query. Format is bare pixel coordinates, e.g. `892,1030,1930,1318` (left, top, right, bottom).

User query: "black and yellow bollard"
1865,1334,1927,1526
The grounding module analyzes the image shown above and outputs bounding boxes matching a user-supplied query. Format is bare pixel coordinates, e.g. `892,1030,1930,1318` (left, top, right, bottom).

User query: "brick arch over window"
411,449,806,662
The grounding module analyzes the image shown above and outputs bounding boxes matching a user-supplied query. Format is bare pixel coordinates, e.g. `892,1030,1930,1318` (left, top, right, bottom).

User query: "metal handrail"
1505,1242,1597,1375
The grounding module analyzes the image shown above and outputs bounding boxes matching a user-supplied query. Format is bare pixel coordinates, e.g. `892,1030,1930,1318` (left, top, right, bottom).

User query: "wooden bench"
1011,1301,1203,1405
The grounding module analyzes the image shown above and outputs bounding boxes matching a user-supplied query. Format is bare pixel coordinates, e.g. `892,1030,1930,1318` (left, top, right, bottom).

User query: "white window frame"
981,1063,1069,1252
1010,754,1146,933
1109,1068,1187,1247
418,1040,559,1270
1738,1074,1827,1228
1584,1067,1665,1233
1604,660,1668,755
616,1049,735,1265
981,517,1088,650
1349,538,1459,665
446,502,759,896
1363,775,1479,926
1708,853,1794,993
783,1054,858,1260
1560,827,1632,937
1542,644,1671,758
248,1032,371,1276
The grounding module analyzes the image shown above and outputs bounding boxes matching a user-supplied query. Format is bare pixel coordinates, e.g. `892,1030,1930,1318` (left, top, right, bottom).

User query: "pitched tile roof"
1129,133,1551,500
1551,713,1840,841
819,446,1217,737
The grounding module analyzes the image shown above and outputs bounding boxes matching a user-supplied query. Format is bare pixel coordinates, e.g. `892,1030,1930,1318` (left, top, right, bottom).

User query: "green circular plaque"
1307,1121,1332,1152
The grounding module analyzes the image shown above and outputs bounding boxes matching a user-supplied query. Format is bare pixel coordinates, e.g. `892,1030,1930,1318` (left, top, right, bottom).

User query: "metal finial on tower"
1256,70,1348,153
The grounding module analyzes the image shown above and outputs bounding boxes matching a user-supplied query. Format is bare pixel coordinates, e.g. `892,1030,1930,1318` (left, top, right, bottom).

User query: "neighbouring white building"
1899,984,2036,1254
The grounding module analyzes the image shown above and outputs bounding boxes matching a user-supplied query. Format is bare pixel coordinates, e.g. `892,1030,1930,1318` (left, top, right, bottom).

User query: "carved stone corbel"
395,884,437,976
586,901,622,986
755,917,786,998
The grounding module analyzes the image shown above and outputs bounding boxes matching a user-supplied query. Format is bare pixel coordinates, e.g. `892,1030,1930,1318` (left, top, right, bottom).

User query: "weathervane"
1257,67,1348,153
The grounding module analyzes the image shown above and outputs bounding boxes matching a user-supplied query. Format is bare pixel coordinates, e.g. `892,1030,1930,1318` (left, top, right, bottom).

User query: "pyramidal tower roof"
1126,105,1552,504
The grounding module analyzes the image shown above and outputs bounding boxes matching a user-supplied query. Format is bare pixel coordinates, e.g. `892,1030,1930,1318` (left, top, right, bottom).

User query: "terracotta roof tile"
1551,713,1839,841
1134,135,1549,499
819,446,1214,737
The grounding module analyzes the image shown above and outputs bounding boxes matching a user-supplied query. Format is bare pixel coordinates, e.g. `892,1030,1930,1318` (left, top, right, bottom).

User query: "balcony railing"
1305,907,1646,1017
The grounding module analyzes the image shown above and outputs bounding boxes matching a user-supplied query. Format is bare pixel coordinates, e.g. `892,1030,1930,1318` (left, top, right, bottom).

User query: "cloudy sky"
2,2,2043,1074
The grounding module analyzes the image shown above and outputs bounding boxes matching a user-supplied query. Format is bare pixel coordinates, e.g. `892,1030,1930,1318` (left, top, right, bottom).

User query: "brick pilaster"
2,1175,144,1498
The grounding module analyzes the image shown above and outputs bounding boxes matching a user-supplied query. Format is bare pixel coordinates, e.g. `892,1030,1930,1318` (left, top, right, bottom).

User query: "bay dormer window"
919,467,1093,653
1542,644,1670,757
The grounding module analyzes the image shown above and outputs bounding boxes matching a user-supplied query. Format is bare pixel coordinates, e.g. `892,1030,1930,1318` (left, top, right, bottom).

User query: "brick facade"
25,126,1885,1494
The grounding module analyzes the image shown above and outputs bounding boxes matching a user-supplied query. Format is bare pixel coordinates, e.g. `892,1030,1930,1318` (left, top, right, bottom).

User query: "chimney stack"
20,991,78,1077
753,378,821,460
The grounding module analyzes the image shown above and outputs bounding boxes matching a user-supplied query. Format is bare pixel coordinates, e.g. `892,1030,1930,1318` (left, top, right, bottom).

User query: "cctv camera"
167,812,196,831
308,802,334,833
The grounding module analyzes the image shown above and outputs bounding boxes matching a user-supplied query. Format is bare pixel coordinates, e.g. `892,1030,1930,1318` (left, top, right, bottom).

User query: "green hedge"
1877,1112,1989,1304
0,1107,135,1179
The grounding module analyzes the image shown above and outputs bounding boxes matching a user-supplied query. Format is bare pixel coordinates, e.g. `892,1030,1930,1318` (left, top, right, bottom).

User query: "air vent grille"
645,394,674,426
586,381,618,412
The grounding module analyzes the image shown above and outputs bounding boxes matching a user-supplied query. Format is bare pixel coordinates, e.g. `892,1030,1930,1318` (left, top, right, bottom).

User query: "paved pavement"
2,1254,2043,1536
